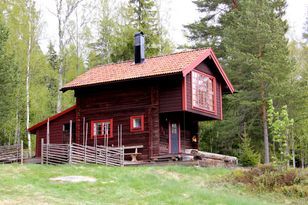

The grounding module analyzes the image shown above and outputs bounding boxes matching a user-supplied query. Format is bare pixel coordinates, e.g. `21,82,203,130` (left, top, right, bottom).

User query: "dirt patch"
50,176,96,183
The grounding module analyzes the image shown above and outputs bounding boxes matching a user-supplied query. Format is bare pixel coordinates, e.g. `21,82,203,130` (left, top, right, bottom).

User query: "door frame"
168,121,181,154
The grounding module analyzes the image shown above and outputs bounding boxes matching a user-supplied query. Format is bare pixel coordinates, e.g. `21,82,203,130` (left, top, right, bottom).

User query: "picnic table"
123,145,143,162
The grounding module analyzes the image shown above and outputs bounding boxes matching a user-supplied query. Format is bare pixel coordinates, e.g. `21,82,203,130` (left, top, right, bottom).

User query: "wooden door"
169,122,180,154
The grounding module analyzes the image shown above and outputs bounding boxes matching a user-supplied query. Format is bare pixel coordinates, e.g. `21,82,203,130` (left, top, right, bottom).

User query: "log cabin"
28,32,234,161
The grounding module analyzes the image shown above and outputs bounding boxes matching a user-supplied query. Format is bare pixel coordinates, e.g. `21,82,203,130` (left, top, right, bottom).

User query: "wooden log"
190,150,238,165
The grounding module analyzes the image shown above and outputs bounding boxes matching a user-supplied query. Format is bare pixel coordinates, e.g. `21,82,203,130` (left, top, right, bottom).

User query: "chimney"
134,32,145,64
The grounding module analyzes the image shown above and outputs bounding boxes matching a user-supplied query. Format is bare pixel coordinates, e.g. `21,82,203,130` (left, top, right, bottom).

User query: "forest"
0,0,307,167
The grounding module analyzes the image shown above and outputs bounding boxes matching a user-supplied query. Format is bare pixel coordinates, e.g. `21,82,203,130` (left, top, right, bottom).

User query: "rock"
50,176,96,183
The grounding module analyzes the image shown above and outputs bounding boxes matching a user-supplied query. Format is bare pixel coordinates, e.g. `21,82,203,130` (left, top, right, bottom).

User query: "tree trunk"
292,143,295,168
14,108,20,144
26,1,32,157
57,10,64,113
262,103,270,164
291,133,295,168
261,82,270,164
57,56,63,113
286,140,289,167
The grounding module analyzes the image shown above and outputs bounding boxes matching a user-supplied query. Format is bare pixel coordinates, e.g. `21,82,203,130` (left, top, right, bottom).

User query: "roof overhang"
28,105,76,134
182,48,235,94
60,72,182,92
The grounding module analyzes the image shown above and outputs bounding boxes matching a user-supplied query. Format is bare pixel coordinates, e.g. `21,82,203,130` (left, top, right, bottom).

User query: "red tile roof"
28,105,76,133
61,48,234,93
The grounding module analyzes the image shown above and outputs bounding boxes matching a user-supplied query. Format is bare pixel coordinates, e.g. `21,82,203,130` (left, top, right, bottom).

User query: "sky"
35,0,308,53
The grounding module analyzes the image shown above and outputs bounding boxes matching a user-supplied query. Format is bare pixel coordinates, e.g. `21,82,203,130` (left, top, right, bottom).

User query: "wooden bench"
123,145,143,162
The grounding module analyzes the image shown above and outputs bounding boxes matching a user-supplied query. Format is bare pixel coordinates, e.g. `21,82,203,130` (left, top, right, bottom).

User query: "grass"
0,164,305,205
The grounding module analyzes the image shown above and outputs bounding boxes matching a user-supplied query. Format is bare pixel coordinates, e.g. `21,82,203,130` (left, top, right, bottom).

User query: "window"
91,119,113,138
192,71,216,113
130,115,144,132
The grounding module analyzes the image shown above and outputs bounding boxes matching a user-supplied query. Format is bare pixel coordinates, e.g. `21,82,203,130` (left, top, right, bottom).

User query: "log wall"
35,109,76,157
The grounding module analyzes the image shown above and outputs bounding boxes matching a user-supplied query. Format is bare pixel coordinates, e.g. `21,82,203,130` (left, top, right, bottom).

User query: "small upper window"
91,119,113,138
130,115,144,132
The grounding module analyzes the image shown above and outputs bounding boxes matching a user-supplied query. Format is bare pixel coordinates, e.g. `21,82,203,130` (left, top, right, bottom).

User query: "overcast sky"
35,0,308,53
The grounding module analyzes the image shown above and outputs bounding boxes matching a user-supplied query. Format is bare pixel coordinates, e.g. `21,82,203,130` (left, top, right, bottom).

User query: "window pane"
133,118,141,128
102,122,110,136
94,122,102,136
172,123,177,134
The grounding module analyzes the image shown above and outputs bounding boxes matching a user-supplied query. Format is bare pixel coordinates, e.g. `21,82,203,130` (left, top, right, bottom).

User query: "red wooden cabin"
29,33,234,160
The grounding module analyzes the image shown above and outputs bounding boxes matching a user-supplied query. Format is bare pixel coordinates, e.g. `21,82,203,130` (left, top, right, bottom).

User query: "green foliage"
267,99,294,166
184,0,234,56
0,22,18,144
91,0,173,64
0,1,61,147
190,0,293,164
232,164,307,197
239,130,260,167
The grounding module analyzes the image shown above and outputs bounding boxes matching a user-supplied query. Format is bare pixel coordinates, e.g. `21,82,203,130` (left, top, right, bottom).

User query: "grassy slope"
0,164,304,205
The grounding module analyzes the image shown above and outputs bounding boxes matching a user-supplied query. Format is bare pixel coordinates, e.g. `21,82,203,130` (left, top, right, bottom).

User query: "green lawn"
0,164,304,205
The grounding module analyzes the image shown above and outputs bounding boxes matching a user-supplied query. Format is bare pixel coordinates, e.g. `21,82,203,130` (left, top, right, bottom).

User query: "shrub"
238,132,260,167
232,164,307,197
280,185,308,198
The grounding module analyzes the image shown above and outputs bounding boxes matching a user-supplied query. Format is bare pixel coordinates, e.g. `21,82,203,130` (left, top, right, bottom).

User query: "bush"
280,185,308,198
232,164,307,198
238,133,260,167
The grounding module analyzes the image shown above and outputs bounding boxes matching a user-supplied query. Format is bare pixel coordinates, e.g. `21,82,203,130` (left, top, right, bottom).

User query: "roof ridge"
90,48,209,70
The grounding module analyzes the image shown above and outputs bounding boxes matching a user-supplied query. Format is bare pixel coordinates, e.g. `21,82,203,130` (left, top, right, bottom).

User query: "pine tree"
93,0,173,64
191,0,292,163
184,0,237,57
222,0,292,163
46,42,59,113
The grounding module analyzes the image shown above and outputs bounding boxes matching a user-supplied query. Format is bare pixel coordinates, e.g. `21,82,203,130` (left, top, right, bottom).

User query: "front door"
169,122,180,154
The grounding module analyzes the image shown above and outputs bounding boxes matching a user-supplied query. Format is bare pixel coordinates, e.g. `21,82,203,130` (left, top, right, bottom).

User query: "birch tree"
25,0,35,157
54,0,83,113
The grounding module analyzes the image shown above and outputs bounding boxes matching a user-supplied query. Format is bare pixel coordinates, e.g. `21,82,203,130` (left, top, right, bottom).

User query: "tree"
91,0,118,64
46,42,59,113
189,0,292,164
0,0,58,152
93,0,173,64
127,0,172,56
222,0,292,163
184,0,238,58
267,100,294,166
54,0,83,113
238,127,260,167
25,0,38,157
0,22,17,145
286,15,308,168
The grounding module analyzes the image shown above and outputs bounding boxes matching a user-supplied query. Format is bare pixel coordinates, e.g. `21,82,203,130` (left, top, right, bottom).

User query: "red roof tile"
61,48,234,93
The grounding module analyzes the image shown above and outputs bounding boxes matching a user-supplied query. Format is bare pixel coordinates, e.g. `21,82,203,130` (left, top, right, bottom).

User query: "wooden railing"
0,142,23,164
41,142,124,166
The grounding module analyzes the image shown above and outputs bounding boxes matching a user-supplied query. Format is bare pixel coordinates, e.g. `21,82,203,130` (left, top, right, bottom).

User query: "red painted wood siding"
75,80,160,160
34,109,76,157
159,75,183,113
